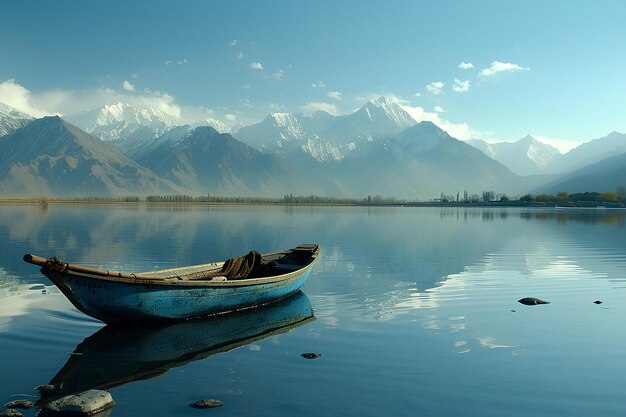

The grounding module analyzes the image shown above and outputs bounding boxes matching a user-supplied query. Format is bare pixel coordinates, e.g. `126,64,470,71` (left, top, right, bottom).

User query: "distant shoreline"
1,198,623,209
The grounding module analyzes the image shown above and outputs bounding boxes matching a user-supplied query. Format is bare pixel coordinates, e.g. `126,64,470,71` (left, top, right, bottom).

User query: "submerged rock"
189,399,223,409
518,297,550,306
301,352,322,359
3,400,33,409
41,390,114,416
0,409,24,417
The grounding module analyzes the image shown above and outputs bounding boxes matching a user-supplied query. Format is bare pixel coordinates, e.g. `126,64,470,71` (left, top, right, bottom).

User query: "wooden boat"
23,244,319,324
37,291,314,404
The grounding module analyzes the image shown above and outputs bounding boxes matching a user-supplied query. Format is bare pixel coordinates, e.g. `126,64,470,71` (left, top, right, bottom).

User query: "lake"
1,204,625,417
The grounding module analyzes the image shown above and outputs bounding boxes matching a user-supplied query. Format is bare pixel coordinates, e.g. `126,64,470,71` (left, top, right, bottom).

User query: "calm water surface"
1,204,625,417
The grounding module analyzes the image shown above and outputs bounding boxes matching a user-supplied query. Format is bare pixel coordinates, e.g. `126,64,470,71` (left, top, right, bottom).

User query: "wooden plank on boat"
23,254,166,281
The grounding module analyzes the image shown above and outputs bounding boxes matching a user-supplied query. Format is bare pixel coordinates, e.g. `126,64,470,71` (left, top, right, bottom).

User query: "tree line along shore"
0,190,624,208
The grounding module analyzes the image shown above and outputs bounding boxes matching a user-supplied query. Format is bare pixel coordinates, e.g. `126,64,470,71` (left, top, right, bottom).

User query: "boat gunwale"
24,246,320,288
53,258,317,287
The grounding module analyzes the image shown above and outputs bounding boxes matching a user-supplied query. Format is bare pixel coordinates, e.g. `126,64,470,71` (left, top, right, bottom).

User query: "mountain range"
538,151,626,195
134,125,316,196
467,136,561,176
0,99,624,199
469,131,626,178
235,97,417,163
0,116,184,197
63,103,180,143
64,102,230,151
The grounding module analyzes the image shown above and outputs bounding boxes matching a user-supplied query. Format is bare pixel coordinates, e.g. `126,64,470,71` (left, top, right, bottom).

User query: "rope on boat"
41,257,69,274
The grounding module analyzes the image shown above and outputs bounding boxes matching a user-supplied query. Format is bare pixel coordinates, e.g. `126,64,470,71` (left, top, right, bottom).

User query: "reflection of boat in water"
38,291,314,404
23,244,319,323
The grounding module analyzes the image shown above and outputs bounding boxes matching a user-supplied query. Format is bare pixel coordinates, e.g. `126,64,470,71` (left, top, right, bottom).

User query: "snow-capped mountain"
126,124,195,160
234,96,417,163
468,135,562,176
265,135,346,163
63,103,180,145
322,96,416,145
0,102,34,136
192,118,230,133
234,111,335,150
362,96,417,128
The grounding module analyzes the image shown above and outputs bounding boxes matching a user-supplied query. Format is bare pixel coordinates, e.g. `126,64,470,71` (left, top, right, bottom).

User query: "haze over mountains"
134,125,316,196
468,136,561,176
0,98,624,199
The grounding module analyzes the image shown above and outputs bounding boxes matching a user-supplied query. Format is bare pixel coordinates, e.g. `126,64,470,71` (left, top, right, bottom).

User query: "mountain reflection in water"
38,291,314,404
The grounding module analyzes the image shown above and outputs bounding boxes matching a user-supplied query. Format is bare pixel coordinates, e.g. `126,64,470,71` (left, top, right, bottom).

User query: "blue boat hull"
48,268,312,323
25,244,320,324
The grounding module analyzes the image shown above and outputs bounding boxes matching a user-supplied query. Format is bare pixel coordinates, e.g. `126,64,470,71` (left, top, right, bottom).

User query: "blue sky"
1,0,624,151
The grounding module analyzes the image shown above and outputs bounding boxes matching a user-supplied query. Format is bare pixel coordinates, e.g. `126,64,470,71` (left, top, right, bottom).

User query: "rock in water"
593,300,603,304
3,400,33,409
34,384,56,393
518,297,550,306
189,399,223,409
301,352,322,359
0,409,24,417
41,390,114,416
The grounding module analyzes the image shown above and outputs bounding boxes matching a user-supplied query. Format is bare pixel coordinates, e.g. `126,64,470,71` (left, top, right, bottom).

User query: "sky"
1,0,625,152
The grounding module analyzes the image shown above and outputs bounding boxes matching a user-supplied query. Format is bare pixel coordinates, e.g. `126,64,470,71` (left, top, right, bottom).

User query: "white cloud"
181,105,216,123
250,62,264,70
273,69,285,80
452,78,471,92
165,59,188,66
414,92,421,97
130,73,138,79
434,106,445,113
301,101,338,115
0,79,56,117
236,52,244,59
122,80,135,92
242,83,251,89
0,79,184,119
326,91,342,101
0,79,252,128
230,40,239,47
127,91,182,118
400,103,473,140
311,81,325,88
458,62,474,69
268,102,284,111
479,61,529,77
426,81,445,95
